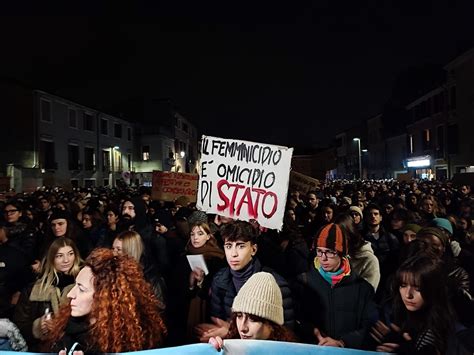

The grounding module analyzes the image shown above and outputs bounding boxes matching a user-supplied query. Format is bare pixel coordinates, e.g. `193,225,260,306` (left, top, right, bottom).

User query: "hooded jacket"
350,241,381,291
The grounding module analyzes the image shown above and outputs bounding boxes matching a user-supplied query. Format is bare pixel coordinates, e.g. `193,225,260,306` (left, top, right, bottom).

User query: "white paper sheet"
186,254,209,275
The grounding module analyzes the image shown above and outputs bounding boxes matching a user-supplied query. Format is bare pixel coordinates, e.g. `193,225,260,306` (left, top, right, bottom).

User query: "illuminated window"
142,145,150,161
422,129,432,150
409,134,414,154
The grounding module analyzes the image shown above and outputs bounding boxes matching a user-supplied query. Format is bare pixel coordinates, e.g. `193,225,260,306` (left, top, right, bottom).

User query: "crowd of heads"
0,179,472,353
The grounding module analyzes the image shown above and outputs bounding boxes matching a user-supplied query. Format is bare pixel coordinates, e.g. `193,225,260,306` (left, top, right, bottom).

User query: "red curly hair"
45,248,167,352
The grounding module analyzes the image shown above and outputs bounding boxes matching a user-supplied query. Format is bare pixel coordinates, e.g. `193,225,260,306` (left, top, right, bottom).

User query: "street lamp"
353,138,362,180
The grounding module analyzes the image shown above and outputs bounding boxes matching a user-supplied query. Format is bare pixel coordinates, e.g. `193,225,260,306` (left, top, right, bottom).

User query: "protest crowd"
0,178,473,354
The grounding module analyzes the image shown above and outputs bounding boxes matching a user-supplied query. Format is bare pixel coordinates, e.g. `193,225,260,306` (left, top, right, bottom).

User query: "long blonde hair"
39,237,82,293
114,230,144,262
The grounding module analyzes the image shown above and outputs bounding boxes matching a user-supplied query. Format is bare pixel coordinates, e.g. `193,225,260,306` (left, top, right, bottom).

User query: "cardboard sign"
289,171,320,194
152,171,198,202
197,135,293,230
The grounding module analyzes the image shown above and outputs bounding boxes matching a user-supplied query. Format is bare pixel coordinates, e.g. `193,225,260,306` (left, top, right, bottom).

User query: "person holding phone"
13,238,82,351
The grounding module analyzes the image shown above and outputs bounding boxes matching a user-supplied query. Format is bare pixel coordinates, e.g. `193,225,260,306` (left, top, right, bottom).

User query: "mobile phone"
44,307,52,320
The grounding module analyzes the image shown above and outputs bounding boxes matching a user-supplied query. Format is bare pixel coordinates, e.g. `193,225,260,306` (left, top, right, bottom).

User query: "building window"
142,146,150,161
102,149,110,171
422,129,431,151
83,113,94,131
100,118,108,135
409,134,414,154
175,140,187,154
117,151,123,171
68,144,80,170
182,122,188,133
103,178,110,186
114,123,122,138
40,140,55,169
69,109,77,128
127,153,132,170
127,127,132,141
84,147,95,171
40,99,52,122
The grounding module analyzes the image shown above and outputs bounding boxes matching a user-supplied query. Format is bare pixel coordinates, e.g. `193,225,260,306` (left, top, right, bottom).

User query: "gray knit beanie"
232,272,284,325
188,210,208,226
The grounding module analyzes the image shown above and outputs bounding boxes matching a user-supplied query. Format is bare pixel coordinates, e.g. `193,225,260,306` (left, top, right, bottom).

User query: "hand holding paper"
187,254,209,275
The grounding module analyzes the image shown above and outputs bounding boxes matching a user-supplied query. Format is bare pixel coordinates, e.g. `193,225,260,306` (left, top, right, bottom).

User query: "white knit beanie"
232,272,284,325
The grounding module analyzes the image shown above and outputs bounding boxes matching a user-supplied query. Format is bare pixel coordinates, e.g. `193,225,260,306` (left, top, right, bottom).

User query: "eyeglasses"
4,209,19,214
316,248,338,259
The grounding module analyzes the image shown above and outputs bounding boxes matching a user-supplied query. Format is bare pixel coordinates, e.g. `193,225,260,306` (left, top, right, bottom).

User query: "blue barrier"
0,340,387,355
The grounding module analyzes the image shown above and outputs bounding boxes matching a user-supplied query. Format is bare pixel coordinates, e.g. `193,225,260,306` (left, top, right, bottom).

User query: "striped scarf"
315,256,351,287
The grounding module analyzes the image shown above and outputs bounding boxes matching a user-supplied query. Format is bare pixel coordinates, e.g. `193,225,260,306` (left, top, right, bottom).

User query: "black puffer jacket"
209,258,295,329
295,267,376,349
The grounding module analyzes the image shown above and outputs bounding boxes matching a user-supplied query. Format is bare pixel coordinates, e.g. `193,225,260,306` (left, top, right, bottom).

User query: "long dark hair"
392,255,454,353
227,312,296,342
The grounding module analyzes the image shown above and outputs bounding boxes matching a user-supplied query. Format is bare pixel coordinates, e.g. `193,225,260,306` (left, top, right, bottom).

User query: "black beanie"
49,208,71,222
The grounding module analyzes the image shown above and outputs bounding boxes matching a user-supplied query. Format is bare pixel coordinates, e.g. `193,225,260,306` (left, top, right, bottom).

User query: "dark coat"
295,267,376,349
50,316,95,354
13,278,74,351
209,258,295,329
0,243,31,318
5,222,37,263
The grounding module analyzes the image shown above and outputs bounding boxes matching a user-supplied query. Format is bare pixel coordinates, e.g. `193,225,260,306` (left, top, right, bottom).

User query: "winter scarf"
314,256,351,287
185,235,225,261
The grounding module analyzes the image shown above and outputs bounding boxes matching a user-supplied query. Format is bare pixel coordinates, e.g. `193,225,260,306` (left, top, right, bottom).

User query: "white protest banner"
197,135,293,230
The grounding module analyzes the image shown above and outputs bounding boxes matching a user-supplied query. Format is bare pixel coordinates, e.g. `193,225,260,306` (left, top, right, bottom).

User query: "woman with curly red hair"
45,248,167,353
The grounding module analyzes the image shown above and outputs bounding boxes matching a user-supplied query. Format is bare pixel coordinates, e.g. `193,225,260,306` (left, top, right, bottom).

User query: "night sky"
1,2,473,149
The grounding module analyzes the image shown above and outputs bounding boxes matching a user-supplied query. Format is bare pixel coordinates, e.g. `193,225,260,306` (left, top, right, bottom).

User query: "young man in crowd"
194,220,294,342
363,203,399,300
